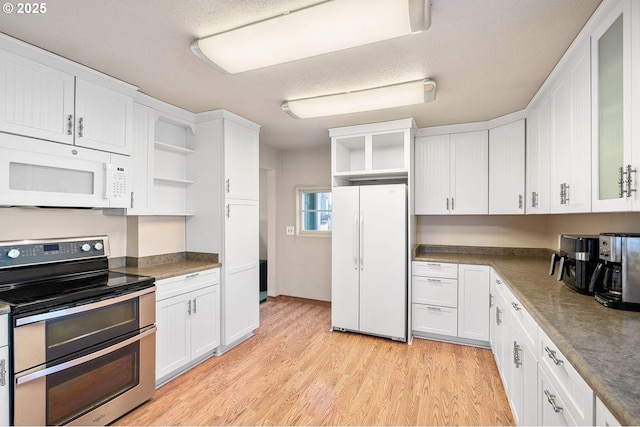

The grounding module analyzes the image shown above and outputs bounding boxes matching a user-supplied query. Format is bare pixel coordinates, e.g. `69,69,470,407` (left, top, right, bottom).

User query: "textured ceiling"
0,0,602,149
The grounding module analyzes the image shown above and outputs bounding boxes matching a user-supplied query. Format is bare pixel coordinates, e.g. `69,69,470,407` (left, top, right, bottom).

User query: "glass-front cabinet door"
591,0,633,212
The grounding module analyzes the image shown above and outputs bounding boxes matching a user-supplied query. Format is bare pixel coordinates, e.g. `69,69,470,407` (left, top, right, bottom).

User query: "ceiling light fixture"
281,79,436,119
191,0,431,74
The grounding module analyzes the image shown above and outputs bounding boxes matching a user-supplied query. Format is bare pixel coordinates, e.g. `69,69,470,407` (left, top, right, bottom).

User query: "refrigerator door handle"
359,211,364,270
353,211,359,269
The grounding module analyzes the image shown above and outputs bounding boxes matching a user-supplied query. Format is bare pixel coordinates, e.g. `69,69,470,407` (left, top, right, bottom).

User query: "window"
296,188,332,235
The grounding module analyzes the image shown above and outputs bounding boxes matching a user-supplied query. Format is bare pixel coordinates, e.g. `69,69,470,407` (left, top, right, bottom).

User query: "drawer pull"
544,346,563,365
544,389,563,413
495,279,503,285
426,278,442,283
186,272,200,279
511,302,521,311
426,306,442,311
426,263,442,268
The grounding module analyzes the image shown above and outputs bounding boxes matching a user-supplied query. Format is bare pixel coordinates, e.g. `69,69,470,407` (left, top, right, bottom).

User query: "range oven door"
13,287,155,373
13,325,156,426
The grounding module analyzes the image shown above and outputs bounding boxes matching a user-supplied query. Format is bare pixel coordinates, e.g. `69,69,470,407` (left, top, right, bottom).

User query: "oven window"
47,299,139,360
47,342,140,425
9,162,95,194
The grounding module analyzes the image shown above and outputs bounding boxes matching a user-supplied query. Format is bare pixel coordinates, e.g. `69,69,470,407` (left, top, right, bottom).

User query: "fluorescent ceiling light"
191,0,431,74
282,79,436,119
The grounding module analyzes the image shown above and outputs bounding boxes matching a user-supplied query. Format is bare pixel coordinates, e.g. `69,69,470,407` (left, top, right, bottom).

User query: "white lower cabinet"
539,366,579,426
0,314,8,426
595,397,621,426
412,262,489,346
509,311,538,426
155,268,220,386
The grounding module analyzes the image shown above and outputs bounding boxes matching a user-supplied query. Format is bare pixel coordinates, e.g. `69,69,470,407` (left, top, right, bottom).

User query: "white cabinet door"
224,120,259,200
414,134,450,214
489,120,525,214
451,130,489,214
224,199,259,345
457,264,490,341
510,319,538,426
595,397,621,426
190,285,220,360
538,366,578,426
526,95,552,213
156,293,190,381
358,184,406,340
331,186,360,331
591,0,634,212
74,78,133,155
128,103,153,214
550,39,592,213
0,49,75,145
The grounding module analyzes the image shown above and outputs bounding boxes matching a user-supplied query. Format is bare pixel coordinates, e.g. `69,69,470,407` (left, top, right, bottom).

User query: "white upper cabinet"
550,38,592,213
0,49,75,145
526,95,552,213
591,0,635,212
415,130,488,215
224,119,259,200
330,118,414,183
0,38,135,156
74,78,133,155
489,119,526,214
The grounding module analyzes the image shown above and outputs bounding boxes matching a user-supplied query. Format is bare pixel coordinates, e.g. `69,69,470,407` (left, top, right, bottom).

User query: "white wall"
416,211,640,250
0,207,128,257
277,145,332,301
128,216,186,257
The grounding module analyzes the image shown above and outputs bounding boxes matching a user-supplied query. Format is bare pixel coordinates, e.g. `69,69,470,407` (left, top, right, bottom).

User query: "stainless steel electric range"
0,236,156,426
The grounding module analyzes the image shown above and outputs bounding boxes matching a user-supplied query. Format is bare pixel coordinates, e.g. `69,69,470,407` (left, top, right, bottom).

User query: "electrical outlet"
286,226,295,236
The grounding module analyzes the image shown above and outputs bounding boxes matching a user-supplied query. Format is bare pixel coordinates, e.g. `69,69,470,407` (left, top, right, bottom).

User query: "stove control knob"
80,244,91,252
94,242,104,251
7,248,20,259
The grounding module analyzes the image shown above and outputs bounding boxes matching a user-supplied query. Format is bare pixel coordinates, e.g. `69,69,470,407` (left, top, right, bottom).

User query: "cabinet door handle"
544,346,563,365
67,114,74,135
626,165,636,198
193,298,197,314
0,359,5,387
489,293,494,308
544,390,563,413
619,166,626,198
513,341,522,368
446,197,449,211
226,179,230,193
451,197,455,211
518,194,523,209
532,191,538,208
226,205,230,218
187,299,192,316
78,117,84,137
511,302,521,311
496,307,502,325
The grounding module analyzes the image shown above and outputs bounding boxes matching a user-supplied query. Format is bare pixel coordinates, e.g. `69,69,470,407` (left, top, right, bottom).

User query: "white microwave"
0,133,131,208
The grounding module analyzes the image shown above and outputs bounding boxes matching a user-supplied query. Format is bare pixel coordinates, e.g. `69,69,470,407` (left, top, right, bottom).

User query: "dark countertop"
112,260,221,281
413,248,640,425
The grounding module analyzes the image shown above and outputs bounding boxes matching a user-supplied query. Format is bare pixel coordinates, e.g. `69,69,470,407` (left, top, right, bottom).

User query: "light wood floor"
114,296,514,426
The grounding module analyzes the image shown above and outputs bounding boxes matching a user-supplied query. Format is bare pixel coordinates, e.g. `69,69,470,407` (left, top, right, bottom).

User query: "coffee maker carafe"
591,233,640,311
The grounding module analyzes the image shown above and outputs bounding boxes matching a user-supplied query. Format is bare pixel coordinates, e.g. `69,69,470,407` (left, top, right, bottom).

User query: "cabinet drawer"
412,261,458,279
501,280,537,350
156,268,220,300
412,303,457,337
538,327,594,426
411,276,458,307
0,314,6,347
539,365,579,426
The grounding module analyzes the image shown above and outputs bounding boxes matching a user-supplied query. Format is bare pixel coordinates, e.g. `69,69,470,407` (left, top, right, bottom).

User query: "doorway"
259,167,277,301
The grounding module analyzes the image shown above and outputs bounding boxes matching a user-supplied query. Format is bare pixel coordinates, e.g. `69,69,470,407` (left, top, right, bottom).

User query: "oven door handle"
15,325,156,385
16,286,156,327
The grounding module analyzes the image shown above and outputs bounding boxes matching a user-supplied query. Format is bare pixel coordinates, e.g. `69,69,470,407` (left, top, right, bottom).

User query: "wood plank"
113,296,514,426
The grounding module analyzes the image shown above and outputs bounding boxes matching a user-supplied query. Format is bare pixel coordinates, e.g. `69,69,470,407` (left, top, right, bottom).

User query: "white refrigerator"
331,184,407,341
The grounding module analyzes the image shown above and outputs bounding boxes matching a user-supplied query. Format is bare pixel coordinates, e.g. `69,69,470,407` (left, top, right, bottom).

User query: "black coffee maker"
549,235,600,295
590,233,640,311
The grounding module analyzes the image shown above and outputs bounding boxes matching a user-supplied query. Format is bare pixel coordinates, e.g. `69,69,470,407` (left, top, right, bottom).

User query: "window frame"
295,186,332,237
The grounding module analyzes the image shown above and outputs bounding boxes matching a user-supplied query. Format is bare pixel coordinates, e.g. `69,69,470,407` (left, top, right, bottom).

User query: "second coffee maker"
549,234,600,294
